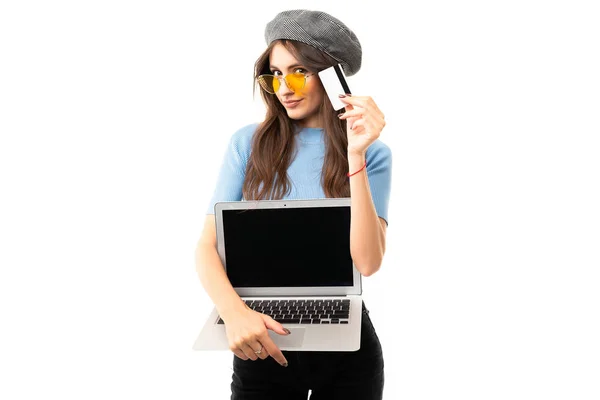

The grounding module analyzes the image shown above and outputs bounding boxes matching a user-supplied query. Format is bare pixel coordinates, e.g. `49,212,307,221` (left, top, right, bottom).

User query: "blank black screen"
222,206,353,287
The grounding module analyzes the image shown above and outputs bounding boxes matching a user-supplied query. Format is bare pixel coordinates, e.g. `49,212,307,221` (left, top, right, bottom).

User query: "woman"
196,9,392,399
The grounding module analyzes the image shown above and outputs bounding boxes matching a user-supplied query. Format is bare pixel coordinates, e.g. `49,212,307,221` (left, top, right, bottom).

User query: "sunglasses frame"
257,71,315,94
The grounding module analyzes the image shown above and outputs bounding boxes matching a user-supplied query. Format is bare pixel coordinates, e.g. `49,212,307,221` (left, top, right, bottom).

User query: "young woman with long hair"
196,9,392,399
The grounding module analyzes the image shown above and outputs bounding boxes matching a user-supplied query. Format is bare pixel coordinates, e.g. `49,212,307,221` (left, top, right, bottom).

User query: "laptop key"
340,321,349,324
312,319,321,324
333,310,350,317
280,318,300,324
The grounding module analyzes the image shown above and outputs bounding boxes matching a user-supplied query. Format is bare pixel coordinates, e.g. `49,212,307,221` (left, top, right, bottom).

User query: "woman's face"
269,43,324,128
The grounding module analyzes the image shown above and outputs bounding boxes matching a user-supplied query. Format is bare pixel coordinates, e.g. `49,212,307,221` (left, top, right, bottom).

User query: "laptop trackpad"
267,328,305,348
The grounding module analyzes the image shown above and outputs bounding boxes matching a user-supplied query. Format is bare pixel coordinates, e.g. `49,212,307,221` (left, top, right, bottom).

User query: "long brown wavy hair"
242,39,351,201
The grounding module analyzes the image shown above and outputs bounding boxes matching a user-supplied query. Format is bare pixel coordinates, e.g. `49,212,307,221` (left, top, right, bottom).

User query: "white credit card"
318,63,351,111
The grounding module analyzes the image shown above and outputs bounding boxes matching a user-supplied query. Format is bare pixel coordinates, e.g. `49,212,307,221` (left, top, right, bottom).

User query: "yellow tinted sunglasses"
257,71,314,94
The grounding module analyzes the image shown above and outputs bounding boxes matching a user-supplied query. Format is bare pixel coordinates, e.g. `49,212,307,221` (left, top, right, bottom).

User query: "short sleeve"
365,140,392,225
205,124,256,214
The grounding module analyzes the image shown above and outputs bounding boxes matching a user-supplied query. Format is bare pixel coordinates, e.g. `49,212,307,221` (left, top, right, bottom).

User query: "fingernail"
338,113,345,118
283,328,291,335
338,94,346,98
283,362,288,367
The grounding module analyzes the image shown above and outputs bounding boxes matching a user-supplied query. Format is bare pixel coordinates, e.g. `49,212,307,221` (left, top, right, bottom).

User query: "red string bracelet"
347,160,367,177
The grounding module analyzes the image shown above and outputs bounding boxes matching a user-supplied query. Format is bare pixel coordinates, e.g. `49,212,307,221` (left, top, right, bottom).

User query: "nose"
277,76,294,95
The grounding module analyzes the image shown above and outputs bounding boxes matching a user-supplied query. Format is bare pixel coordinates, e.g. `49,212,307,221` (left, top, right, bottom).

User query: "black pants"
230,302,385,400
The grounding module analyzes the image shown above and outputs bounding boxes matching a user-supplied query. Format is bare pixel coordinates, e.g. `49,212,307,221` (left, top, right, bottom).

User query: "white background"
1,0,599,399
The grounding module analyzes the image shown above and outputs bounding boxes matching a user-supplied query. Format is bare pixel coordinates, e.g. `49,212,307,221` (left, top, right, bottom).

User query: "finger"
263,315,291,336
260,336,288,367
336,94,354,111
340,96,382,117
231,347,249,361
349,118,365,131
239,342,259,361
352,118,375,132
254,342,270,360
249,341,269,360
341,105,383,124
339,95,370,109
338,109,362,119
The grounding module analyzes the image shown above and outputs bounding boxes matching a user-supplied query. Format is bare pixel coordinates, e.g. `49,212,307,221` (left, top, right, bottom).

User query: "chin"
286,110,308,120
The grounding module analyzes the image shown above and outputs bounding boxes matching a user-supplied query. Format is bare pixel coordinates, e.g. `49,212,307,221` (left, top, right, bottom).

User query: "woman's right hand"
221,306,290,367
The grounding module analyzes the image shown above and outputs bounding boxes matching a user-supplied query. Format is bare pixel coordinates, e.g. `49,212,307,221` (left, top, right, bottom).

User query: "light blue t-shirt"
206,123,392,224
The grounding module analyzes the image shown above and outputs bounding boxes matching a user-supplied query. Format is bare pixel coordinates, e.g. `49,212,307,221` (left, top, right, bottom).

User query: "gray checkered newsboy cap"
264,9,362,76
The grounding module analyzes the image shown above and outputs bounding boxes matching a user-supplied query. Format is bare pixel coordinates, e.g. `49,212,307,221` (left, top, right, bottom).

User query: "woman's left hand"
338,95,386,155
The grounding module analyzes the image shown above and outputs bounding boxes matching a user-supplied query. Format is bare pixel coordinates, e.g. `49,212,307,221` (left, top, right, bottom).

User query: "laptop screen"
222,205,354,288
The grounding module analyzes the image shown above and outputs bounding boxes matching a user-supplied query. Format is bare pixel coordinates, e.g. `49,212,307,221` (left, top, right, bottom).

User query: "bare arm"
195,214,289,366
348,152,388,276
338,94,390,277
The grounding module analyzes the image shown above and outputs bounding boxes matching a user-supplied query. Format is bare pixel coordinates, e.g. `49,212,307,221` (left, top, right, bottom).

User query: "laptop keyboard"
217,299,350,325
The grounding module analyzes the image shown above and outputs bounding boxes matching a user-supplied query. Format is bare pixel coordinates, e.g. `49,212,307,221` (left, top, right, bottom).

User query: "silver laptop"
193,197,363,352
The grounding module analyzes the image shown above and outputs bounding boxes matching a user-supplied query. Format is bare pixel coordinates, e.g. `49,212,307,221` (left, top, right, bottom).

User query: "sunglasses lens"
286,72,306,92
258,75,278,94
258,73,306,93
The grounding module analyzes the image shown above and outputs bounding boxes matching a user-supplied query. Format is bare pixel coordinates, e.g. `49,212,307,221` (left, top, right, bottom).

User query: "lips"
282,99,302,107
